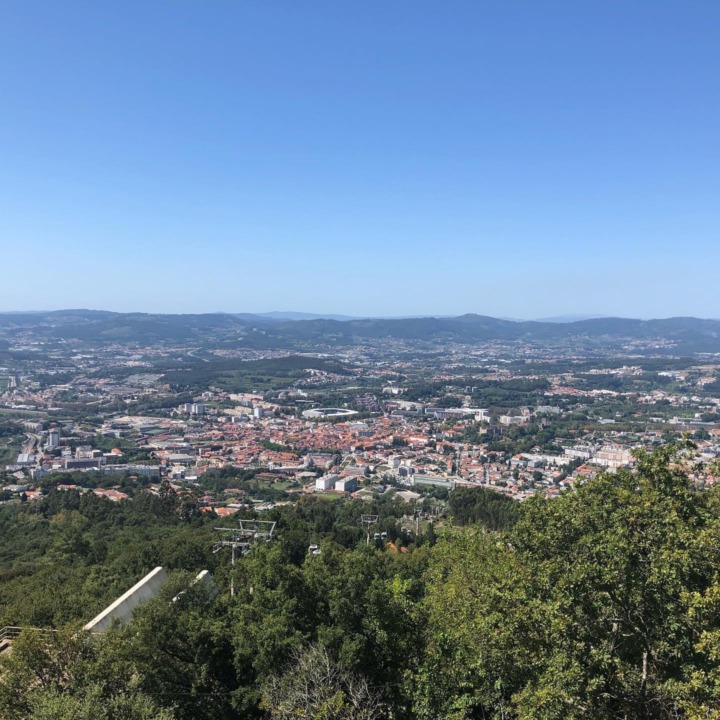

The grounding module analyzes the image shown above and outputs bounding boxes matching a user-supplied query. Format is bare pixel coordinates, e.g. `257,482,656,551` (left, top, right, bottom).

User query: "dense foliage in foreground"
2,445,720,719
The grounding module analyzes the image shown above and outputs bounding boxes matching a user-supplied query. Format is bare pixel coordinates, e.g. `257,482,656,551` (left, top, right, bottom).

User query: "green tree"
418,444,720,719
0,628,173,720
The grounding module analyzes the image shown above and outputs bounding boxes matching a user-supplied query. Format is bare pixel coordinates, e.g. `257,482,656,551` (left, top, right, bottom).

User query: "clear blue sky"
1,1,718,319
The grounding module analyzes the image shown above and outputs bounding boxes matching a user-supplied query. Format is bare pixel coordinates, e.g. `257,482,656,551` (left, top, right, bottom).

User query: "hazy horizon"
1,307,718,324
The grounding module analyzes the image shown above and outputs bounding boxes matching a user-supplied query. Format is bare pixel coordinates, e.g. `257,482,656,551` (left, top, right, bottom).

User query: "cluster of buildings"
1,336,720,511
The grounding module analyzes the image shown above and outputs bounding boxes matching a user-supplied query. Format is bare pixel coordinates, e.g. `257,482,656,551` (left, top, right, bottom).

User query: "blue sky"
1,1,718,318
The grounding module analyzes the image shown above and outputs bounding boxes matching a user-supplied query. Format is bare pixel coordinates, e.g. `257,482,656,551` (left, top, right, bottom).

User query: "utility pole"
213,519,277,598
360,514,378,546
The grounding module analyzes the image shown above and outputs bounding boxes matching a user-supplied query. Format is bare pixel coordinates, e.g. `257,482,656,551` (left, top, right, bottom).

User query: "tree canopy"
3,445,720,719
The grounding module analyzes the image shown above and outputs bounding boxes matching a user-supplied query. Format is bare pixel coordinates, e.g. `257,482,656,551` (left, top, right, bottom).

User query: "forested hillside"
2,311,719,353
2,445,720,719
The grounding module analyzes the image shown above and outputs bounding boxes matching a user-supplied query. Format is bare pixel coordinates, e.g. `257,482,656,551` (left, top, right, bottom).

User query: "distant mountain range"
0,310,718,354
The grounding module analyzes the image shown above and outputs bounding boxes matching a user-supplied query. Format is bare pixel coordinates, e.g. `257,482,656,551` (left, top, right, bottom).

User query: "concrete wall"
172,569,216,603
84,566,168,634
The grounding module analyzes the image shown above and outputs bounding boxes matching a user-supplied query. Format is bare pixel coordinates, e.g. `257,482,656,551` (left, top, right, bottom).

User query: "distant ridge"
0,310,718,354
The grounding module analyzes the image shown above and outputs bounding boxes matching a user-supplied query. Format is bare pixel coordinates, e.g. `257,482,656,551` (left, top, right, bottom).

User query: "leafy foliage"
3,445,720,718
419,444,720,719
448,485,519,530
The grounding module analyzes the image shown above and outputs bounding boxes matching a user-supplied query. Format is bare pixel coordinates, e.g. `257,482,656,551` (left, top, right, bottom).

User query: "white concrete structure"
178,403,206,415
336,477,358,493
315,474,337,491
194,569,213,586
83,566,168,634
536,405,562,415
499,415,528,425
302,408,358,419
521,453,573,467
592,446,634,469
172,570,217,603
564,446,593,460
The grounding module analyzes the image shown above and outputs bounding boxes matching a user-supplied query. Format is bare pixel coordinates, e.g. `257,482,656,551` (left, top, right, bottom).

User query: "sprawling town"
2,313,719,515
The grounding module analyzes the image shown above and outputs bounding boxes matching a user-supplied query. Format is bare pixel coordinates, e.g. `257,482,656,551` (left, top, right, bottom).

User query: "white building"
536,405,562,415
336,477,358,493
564,446,593,460
593,446,634,469
315,474,338,491
178,403,206,415
499,415,528,425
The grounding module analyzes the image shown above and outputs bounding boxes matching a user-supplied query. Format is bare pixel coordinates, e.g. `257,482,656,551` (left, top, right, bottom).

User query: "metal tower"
213,519,277,597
